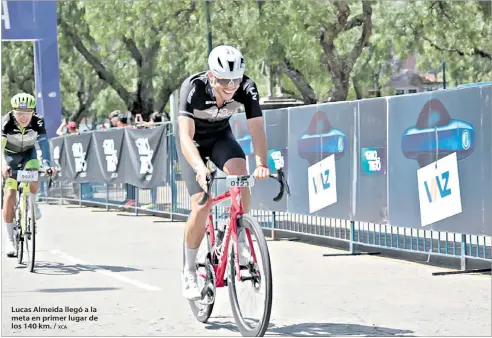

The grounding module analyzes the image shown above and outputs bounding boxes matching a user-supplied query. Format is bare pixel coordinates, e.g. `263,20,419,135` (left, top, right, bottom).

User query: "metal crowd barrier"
38,131,491,276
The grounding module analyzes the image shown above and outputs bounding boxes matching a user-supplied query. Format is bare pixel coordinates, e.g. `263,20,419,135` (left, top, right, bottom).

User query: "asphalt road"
1,203,490,336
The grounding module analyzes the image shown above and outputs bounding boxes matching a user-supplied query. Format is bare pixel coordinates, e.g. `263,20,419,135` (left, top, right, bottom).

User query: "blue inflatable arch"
1,0,62,138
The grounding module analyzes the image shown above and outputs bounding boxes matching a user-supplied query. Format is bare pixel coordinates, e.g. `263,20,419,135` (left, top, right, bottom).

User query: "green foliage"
2,0,491,117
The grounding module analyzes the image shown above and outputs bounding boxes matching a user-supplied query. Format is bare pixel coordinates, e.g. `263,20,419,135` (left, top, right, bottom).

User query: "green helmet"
11,93,36,109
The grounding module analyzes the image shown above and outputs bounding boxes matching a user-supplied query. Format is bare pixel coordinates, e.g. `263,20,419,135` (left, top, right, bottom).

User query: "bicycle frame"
204,186,258,288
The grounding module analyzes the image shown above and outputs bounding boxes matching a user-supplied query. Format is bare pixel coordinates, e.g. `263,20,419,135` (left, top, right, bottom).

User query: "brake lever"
198,169,217,206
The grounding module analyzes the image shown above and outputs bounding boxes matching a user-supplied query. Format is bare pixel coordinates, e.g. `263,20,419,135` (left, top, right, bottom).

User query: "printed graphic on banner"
298,111,346,166
308,154,337,213
71,142,87,177
135,138,154,181
268,149,284,171
103,139,118,178
401,98,475,168
417,152,462,226
50,139,64,176
361,147,386,175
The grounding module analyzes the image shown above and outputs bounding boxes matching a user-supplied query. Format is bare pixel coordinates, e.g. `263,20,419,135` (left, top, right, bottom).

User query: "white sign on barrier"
308,154,337,213
417,152,462,226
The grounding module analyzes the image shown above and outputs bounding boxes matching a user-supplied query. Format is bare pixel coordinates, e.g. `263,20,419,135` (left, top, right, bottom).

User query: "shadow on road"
31,287,120,293
29,261,141,276
204,318,414,336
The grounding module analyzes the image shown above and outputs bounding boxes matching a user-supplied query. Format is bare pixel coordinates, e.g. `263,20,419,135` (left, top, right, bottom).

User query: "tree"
210,0,373,103
1,42,35,114
58,0,202,121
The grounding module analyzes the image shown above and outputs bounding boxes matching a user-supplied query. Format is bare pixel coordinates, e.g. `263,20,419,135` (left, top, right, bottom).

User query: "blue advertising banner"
287,103,354,219
2,0,62,139
387,87,490,235
354,98,388,223
250,108,289,212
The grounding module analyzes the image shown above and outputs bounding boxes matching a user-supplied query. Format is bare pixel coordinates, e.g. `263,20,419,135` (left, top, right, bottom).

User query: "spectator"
56,119,79,136
108,110,120,128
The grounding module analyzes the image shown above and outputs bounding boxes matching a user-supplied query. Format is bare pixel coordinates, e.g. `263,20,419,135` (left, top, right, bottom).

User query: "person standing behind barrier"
56,119,79,136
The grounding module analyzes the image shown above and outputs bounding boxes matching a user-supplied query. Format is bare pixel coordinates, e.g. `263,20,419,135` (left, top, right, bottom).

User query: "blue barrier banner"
482,85,492,236
250,108,288,212
287,103,354,219
354,98,388,223
388,87,490,235
2,0,62,139
315,102,355,219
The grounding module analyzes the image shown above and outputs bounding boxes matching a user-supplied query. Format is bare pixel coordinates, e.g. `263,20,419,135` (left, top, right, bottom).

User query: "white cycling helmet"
208,45,245,79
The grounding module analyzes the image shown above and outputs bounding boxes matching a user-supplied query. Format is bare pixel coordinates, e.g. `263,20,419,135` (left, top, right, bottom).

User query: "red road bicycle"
183,160,289,337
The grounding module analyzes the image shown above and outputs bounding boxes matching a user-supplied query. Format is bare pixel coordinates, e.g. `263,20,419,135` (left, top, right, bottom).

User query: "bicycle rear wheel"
182,228,215,323
228,214,272,337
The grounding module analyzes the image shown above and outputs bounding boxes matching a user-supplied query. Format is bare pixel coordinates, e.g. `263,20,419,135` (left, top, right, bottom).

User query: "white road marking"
50,250,163,291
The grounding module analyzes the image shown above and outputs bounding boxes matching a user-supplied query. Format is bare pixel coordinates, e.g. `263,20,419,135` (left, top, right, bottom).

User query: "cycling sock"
184,246,199,274
3,222,14,242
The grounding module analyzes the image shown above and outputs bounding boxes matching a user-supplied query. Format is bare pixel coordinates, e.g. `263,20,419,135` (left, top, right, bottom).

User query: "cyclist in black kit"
177,45,270,300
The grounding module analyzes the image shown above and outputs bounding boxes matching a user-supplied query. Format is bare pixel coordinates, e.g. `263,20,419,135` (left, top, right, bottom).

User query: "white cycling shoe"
5,240,16,258
182,270,202,301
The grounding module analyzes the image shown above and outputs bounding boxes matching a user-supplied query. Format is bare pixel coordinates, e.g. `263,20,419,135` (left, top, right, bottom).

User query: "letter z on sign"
417,152,462,227
308,154,337,213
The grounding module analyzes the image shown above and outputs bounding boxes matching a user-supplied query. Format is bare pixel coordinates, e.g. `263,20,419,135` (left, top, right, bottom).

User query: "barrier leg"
322,221,380,257
432,234,491,276
269,211,299,242
67,183,86,208
118,186,147,217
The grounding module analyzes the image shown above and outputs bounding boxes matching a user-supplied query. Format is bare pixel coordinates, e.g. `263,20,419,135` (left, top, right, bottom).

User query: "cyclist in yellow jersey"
1,93,56,257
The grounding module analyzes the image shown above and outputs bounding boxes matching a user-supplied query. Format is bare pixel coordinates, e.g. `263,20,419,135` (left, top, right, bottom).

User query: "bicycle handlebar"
198,167,290,206
6,168,55,190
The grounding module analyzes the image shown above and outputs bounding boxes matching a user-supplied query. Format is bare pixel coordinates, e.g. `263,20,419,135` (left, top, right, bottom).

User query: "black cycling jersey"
178,71,263,139
1,111,47,153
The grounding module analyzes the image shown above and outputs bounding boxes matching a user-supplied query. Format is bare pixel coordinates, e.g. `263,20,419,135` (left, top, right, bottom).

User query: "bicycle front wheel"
228,214,273,337
25,194,36,272
14,201,24,264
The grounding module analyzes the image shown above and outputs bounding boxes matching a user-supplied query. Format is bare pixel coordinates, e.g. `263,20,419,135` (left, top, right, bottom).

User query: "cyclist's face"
13,109,34,127
209,72,241,101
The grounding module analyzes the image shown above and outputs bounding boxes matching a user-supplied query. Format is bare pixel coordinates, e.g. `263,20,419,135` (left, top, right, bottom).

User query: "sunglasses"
14,110,34,118
214,77,242,87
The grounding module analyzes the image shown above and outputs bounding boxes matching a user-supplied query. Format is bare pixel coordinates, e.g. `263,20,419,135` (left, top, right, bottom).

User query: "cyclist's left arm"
242,79,268,168
1,136,6,166
34,116,52,168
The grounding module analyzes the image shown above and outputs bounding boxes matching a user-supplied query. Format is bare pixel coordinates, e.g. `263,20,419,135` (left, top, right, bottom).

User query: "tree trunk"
319,0,373,102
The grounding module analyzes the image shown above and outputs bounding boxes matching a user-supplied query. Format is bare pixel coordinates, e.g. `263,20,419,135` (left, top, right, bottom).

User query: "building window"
395,89,405,95
368,89,381,97
408,89,418,94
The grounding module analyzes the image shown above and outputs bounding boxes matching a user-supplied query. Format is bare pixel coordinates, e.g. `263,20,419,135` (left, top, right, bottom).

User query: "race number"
226,175,255,188
16,170,39,183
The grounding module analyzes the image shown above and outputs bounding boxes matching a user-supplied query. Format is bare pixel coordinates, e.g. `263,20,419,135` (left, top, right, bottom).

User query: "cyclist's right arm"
177,82,207,173
1,114,10,170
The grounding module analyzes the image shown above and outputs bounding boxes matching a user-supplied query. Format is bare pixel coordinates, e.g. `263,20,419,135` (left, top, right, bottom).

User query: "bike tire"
26,194,36,272
182,230,215,323
16,196,24,264
228,214,273,337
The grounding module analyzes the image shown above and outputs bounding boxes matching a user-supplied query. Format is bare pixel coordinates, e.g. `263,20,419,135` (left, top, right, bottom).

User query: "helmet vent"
228,61,235,71
217,58,224,69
